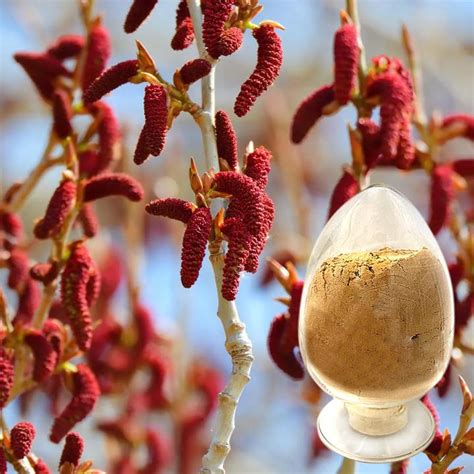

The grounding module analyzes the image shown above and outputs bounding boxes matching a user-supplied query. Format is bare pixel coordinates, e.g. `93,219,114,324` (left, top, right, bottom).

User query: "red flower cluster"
428,164,455,235
24,330,57,383
268,280,305,379
215,110,239,171
30,261,58,285
50,364,100,442
60,243,100,351
440,114,474,142
214,158,274,299
334,24,359,105
171,0,195,50
7,248,29,291
179,59,212,85
202,0,236,59
180,207,212,288
81,24,111,91
10,422,35,459
234,25,283,117
0,350,14,409
52,89,73,139
47,34,84,60
33,178,76,239
13,278,40,326
83,172,144,202
59,432,84,468
124,0,159,33
83,59,140,105
77,204,99,238
145,198,195,223
328,171,359,218
291,85,336,144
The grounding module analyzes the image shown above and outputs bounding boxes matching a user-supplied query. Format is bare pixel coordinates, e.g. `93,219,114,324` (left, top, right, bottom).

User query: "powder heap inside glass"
302,247,452,404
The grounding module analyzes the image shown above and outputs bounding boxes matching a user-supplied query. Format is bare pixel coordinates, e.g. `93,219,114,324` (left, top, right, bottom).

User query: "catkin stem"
186,1,254,472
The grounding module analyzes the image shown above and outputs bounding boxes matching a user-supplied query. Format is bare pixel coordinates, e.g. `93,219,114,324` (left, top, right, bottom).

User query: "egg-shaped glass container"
299,185,454,462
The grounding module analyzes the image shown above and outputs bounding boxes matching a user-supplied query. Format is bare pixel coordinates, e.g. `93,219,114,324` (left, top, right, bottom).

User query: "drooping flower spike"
50,364,100,442
7,248,29,290
77,204,99,238
440,114,474,142
327,171,359,219
124,0,159,33
59,432,84,468
145,198,196,223
81,23,111,91
428,164,454,235
180,207,212,288
10,422,36,459
179,59,212,85
143,84,168,157
215,110,239,171
33,178,76,239
234,25,283,117
24,330,57,382
47,34,85,60
333,23,359,105
83,59,139,104
244,146,272,189
60,243,100,351
291,85,337,144
0,350,14,409
202,0,235,59
12,278,40,326
52,89,73,139
83,173,144,203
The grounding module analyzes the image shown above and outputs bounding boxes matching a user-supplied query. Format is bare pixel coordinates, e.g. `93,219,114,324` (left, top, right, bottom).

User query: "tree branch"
186,1,254,472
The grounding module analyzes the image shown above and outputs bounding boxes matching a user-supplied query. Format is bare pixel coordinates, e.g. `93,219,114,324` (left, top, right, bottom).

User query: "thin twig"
186,1,254,472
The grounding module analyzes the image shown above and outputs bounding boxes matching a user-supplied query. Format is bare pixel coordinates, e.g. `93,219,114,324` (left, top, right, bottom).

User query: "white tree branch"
186,1,254,472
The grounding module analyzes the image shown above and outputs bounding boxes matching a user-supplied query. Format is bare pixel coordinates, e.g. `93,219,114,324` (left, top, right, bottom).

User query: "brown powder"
302,247,452,404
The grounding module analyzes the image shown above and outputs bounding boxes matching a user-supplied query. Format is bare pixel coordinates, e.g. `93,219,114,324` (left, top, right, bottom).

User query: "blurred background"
1,0,473,472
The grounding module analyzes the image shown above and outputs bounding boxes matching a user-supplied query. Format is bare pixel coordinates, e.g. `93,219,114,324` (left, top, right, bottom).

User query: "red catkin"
33,458,50,474
452,158,474,177
89,101,121,173
171,0,194,50
144,84,168,156
357,118,381,168
421,394,440,431
141,429,172,474
78,150,100,177
0,449,6,474
390,460,410,474
14,52,71,100
268,314,304,379
179,59,212,85
59,432,84,467
395,118,415,170
60,244,98,351
11,422,35,459
50,364,100,442
234,25,283,117
366,71,413,159
428,164,454,235
77,204,98,238
202,0,234,58
0,350,14,409
124,0,158,33
214,27,244,57
244,193,274,273
7,248,29,290
291,85,336,144
83,59,139,104
134,304,154,351
33,179,76,239
221,218,250,301
47,35,84,60
1,212,23,239
83,173,144,202
52,89,73,139
281,280,304,352
333,24,359,105
215,110,238,171
171,18,195,51
244,146,272,189
30,262,58,285
133,126,150,165
24,331,57,382
82,24,111,91
328,171,359,219
441,114,474,141
13,278,41,326
180,207,212,288
145,198,195,223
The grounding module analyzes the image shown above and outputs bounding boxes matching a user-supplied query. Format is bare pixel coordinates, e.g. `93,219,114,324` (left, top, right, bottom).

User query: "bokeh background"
1,0,473,472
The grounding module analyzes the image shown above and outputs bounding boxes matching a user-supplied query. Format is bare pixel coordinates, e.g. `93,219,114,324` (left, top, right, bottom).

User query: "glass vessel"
299,185,454,462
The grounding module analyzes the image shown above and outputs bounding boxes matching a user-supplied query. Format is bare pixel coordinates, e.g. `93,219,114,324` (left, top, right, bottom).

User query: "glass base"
317,399,435,463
